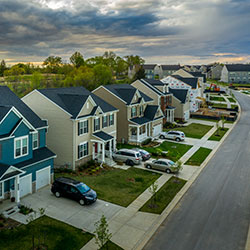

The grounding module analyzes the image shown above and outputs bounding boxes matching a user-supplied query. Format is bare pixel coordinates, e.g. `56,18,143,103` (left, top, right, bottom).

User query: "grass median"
185,147,212,166
139,177,186,214
208,127,229,141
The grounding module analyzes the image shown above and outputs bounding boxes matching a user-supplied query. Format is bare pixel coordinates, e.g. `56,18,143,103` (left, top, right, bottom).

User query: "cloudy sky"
1,0,250,65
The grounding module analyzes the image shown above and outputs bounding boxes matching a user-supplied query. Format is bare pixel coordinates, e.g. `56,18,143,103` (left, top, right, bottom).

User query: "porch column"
109,140,112,158
102,142,105,163
92,143,95,160
137,126,139,142
15,176,20,203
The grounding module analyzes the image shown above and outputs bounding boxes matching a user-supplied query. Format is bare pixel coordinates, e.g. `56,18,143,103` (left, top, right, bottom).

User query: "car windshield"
76,183,90,194
168,161,175,166
140,150,148,155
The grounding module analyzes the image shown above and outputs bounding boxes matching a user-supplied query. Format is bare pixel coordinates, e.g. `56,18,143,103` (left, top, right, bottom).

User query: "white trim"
20,155,56,170
0,107,13,125
32,132,39,150
78,141,89,160
93,117,101,132
78,119,89,136
93,86,127,104
0,136,14,141
20,173,32,197
140,79,164,96
14,135,29,159
26,89,72,117
76,95,99,119
36,166,51,191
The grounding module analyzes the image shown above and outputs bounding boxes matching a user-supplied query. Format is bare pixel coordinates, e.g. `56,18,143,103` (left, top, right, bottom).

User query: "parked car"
51,177,97,205
159,131,185,141
112,148,142,166
145,159,179,173
132,148,151,161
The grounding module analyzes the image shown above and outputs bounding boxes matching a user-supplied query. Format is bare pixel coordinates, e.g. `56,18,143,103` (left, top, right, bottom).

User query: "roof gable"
169,88,188,103
225,64,250,72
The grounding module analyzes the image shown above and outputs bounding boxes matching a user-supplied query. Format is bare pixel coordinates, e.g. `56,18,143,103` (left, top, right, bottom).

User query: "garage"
36,166,51,191
153,124,162,137
20,174,32,198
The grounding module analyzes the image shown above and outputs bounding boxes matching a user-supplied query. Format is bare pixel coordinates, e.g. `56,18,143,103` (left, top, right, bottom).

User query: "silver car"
159,131,185,142
113,149,142,166
145,159,178,173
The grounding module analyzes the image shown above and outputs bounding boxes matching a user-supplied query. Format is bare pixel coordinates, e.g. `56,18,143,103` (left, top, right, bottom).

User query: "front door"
95,143,98,153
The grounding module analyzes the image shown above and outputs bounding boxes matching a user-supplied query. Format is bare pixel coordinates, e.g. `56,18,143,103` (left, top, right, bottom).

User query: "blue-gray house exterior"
0,86,56,202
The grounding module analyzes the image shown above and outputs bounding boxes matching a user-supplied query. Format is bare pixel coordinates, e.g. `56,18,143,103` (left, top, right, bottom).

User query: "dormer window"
33,132,39,149
14,136,28,158
131,107,137,118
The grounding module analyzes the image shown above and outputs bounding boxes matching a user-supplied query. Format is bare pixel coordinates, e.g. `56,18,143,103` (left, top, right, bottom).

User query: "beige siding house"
22,87,118,170
93,84,164,144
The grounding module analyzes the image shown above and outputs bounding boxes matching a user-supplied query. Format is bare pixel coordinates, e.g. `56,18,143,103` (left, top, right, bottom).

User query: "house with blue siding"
0,86,56,203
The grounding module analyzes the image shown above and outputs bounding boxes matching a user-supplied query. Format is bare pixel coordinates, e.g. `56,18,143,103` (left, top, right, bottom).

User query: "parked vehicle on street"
112,148,142,166
145,159,179,173
51,177,97,205
132,148,151,161
159,131,185,141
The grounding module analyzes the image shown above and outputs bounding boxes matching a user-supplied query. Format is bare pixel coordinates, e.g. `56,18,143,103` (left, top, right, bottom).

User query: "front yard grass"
210,103,227,109
208,127,229,141
0,215,93,250
185,147,212,166
139,177,186,214
55,168,161,207
117,141,192,162
210,96,226,102
166,123,213,139
228,97,236,103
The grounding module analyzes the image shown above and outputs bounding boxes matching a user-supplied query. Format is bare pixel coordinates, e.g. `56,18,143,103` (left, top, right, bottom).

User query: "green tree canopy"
70,51,84,68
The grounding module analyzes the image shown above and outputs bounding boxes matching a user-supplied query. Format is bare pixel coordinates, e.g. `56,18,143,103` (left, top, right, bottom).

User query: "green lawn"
55,168,161,207
166,123,213,139
210,103,227,108
208,127,229,141
210,96,226,102
117,141,192,162
185,147,212,166
227,97,236,103
189,117,219,123
231,104,238,109
0,216,93,250
139,177,186,214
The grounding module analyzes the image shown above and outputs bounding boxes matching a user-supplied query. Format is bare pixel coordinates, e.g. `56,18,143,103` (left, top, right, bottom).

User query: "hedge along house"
22,87,118,170
0,86,56,203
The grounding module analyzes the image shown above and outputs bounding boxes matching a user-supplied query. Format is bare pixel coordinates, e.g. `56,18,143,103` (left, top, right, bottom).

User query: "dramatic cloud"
0,0,250,64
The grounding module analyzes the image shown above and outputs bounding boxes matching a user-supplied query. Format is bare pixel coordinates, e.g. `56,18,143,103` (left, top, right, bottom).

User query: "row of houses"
0,68,204,202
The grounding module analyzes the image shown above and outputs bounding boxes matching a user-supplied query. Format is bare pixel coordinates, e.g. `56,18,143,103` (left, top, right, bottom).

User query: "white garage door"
153,124,162,137
36,166,51,191
20,174,32,198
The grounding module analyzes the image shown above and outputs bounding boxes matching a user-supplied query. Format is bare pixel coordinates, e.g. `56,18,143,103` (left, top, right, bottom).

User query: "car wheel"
166,169,171,174
175,138,180,142
55,191,61,198
146,164,152,169
160,135,165,139
79,199,85,206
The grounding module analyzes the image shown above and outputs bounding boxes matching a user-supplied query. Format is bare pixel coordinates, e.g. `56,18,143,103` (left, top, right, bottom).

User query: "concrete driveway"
19,185,123,233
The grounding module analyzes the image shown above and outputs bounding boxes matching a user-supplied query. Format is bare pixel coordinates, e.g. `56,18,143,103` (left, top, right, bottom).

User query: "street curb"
134,96,241,250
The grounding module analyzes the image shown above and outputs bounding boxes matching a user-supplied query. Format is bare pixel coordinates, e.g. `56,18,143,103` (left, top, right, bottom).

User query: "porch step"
105,158,116,167
2,205,19,218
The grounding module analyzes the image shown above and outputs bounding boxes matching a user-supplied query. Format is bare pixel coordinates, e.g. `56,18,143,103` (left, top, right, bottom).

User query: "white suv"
113,149,142,166
159,131,185,142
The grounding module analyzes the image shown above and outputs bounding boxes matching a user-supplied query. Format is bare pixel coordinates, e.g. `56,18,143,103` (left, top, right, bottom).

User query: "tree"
221,115,225,130
30,71,44,89
125,55,145,66
148,181,158,207
93,64,112,86
70,51,84,68
43,56,62,73
174,160,183,180
0,60,6,76
94,215,112,249
132,66,145,81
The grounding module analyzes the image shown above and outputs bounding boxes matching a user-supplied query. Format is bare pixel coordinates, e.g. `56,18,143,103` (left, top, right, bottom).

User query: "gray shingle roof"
140,79,165,96
104,84,152,104
225,64,250,72
169,88,188,104
162,65,181,71
142,79,164,86
93,131,114,141
0,106,12,122
38,87,117,119
172,76,198,89
0,86,46,128
189,72,206,82
142,64,157,70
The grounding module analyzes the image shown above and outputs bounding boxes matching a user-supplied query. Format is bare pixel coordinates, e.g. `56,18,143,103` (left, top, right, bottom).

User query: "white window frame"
131,106,137,118
32,132,39,149
109,113,114,126
94,118,100,132
78,142,89,159
0,182,3,199
14,135,29,159
102,115,108,128
139,106,143,116
79,120,88,135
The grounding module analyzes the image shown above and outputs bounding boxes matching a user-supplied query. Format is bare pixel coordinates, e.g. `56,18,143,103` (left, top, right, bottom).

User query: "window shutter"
78,145,80,159
94,119,96,131
38,131,40,148
102,116,104,128
86,142,89,155
78,122,80,136
86,120,89,133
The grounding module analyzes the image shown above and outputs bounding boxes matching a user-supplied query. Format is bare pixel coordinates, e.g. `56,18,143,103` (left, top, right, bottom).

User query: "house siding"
0,111,20,135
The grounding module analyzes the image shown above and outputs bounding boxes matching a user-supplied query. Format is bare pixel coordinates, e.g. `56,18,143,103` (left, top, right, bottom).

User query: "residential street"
144,91,250,250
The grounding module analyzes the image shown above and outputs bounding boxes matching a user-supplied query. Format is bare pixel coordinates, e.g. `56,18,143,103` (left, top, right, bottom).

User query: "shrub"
141,138,152,146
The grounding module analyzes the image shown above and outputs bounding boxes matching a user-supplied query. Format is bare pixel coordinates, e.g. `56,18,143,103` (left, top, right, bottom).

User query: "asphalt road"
144,91,250,250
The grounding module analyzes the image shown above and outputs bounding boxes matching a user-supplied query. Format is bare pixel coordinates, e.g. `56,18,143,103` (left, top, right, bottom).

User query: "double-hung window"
78,142,88,159
78,120,88,135
139,106,143,116
109,114,114,126
32,132,39,149
102,116,108,128
15,136,28,158
131,107,137,118
94,118,100,132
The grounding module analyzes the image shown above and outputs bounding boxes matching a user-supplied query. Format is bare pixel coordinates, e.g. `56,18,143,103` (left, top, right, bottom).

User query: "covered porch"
91,131,116,166
166,106,175,123
129,122,150,144
0,164,25,204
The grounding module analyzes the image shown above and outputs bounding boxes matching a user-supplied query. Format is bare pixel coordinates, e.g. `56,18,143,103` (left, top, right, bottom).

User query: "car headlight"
85,196,94,200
